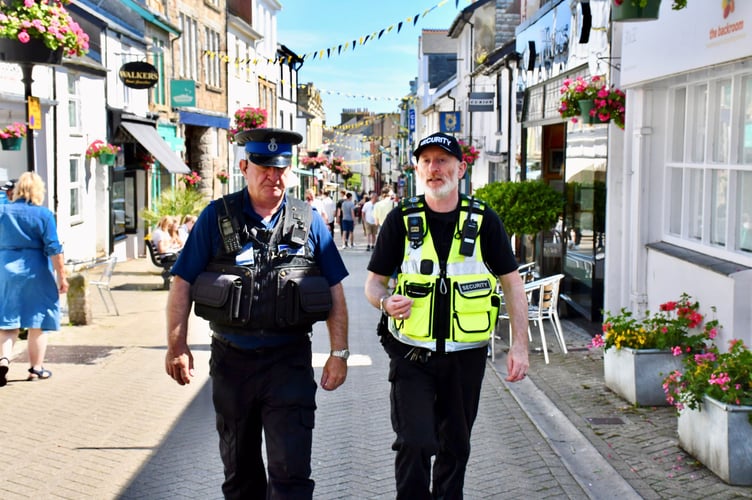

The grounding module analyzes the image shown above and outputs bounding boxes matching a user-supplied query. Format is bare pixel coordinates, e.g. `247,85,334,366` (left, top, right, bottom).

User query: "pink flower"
17,31,30,43
671,346,683,356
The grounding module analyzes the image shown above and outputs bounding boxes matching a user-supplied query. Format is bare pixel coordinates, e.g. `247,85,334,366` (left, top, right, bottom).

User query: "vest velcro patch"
457,279,492,294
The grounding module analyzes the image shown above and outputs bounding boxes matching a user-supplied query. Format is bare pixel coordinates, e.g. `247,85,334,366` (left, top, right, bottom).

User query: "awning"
179,110,230,129
120,121,190,174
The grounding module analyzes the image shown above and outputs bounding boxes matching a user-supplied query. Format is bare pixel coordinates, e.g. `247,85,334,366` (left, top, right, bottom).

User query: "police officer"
165,128,349,499
364,132,529,499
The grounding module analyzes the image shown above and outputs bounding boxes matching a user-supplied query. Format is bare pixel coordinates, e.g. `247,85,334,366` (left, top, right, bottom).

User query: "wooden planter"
604,347,683,406
611,0,661,22
678,395,752,485
0,37,63,65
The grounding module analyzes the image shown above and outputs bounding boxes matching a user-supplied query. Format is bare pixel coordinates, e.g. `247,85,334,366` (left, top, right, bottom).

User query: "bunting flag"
201,1,471,68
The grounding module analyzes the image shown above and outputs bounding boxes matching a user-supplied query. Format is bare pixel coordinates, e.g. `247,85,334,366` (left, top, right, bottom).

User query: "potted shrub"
0,0,90,63
228,107,267,143
474,180,564,261
590,293,720,406
0,121,26,150
85,140,120,165
663,339,752,485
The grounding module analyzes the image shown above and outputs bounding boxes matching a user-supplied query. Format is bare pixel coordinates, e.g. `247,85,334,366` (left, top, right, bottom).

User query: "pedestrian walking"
362,191,378,250
321,190,336,236
340,192,355,249
363,132,530,499
0,172,69,386
164,127,350,499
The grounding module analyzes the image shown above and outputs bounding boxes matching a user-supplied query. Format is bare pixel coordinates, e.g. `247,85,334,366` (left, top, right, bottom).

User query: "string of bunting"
202,0,472,67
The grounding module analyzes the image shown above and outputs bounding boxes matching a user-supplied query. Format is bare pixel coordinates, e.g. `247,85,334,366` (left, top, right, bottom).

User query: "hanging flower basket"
559,75,625,129
216,170,229,184
611,0,662,22
0,0,90,58
459,140,479,167
86,140,120,164
228,107,267,143
0,122,26,150
97,152,116,165
301,155,329,170
1,136,22,150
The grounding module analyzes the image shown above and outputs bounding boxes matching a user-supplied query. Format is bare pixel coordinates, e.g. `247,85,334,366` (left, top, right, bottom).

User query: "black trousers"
210,337,317,500
383,336,487,500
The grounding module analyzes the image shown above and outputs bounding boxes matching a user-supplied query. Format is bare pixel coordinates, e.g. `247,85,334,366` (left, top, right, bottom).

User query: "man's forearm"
326,283,348,350
166,276,192,348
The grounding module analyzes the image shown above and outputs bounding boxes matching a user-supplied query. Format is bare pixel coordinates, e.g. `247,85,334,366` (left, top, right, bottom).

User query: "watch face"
332,349,349,360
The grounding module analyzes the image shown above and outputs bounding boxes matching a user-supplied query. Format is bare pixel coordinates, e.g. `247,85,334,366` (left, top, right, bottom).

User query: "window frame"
664,68,752,265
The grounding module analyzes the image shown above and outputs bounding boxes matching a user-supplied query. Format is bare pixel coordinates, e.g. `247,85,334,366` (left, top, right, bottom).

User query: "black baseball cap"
413,132,463,162
234,127,303,168
1,179,16,192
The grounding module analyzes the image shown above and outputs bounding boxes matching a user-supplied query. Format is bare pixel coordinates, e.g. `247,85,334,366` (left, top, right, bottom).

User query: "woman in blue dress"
0,172,68,386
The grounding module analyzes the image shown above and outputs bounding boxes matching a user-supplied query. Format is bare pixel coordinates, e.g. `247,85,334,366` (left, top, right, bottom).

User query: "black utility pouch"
192,266,254,326
275,267,332,328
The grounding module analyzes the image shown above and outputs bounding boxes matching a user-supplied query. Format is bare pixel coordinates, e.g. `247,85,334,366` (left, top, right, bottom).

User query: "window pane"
669,167,683,235
687,168,703,240
69,158,80,217
741,76,752,164
711,79,732,163
690,84,707,163
671,87,686,162
710,169,727,245
738,171,752,252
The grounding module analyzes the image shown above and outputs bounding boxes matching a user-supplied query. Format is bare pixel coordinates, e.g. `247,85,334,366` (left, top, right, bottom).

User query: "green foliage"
474,181,564,237
140,188,207,229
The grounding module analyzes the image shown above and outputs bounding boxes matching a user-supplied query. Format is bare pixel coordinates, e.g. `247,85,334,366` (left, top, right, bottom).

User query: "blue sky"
277,0,465,125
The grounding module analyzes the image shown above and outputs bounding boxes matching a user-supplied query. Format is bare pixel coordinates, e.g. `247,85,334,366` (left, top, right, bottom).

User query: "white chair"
89,256,119,316
497,273,567,364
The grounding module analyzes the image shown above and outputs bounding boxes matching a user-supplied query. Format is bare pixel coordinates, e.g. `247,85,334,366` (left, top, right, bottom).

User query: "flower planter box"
678,395,752,485
604,347,683,406
612,0,662,22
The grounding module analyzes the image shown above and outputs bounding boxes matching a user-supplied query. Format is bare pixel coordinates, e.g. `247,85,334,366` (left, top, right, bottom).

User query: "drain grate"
41,345,120,365
585,417,625,425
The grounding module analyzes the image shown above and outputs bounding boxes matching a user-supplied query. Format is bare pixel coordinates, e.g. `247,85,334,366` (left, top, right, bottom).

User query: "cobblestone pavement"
0,232,750,499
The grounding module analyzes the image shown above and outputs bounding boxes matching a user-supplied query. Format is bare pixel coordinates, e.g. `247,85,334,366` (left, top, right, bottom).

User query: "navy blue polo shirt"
171,189,348,348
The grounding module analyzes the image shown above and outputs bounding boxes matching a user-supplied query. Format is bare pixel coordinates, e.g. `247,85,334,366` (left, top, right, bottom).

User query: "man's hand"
505,343,529,382
165,345,194,385
320,356,347,391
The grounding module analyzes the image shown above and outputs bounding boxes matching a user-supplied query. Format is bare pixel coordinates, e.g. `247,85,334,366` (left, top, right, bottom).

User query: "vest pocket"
451,278,499,342
397,280,435,338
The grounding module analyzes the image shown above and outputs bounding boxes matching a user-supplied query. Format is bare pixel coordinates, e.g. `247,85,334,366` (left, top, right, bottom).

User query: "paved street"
0,233,750,499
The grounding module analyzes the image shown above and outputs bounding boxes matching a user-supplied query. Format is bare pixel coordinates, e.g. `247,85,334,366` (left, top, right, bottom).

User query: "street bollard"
67,273,92,325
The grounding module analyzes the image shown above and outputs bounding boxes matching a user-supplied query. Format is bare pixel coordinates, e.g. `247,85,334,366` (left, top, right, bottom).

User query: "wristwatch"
379,295,390,316
330,349,350,360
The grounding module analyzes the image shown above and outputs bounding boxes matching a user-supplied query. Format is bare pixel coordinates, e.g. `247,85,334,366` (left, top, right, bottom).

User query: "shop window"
667,70,752,262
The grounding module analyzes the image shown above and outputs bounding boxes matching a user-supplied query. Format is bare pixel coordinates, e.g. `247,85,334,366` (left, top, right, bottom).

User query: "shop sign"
469,92,494,112
119,61,159,89
170,79,196,108
439,111,461,133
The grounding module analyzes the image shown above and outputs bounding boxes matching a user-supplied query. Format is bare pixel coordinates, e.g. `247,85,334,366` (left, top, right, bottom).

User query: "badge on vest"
278,244,305,256
457,279,492,294
235,242,254,265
